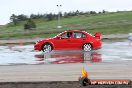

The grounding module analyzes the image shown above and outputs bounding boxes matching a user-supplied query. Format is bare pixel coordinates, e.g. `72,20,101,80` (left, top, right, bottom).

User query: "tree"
102,10,108,14
90,11,97,14
64,12,68,18
24,19,36,30
30,14,45,19
46,13,53,21
10,14,18,25
75,10,80,16
17,14,28,21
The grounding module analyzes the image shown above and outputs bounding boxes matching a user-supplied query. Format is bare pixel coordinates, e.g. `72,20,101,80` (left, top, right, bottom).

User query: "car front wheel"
83,44,92,52
42,44,52,53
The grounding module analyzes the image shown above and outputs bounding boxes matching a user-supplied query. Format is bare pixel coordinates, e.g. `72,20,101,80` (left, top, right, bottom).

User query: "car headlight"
35,40,43,44
35,41,39,44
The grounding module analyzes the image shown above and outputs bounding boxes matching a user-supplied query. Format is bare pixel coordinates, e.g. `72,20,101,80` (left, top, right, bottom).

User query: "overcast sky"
0,0,132,25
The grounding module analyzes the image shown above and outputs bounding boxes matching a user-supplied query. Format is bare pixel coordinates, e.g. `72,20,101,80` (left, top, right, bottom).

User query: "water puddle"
0,40,132,65
35,51,102,64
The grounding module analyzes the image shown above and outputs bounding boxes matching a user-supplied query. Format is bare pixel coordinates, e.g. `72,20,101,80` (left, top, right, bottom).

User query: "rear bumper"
93,41,102,50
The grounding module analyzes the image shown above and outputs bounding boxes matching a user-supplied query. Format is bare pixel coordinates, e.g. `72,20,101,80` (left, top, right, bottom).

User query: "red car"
34,30,102,52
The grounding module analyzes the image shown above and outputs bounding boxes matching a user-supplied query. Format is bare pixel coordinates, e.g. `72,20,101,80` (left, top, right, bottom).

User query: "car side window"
74,32,86,38
61,32,72,38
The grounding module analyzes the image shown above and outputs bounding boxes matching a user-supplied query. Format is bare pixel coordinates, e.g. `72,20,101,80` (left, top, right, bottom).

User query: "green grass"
0,11,132,39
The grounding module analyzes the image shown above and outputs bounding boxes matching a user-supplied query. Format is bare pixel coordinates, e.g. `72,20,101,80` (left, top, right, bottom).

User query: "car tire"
42,43,52,53
83,43,92,52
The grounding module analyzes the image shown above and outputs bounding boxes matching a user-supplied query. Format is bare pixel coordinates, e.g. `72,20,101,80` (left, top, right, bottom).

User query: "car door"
53,32,73,50
69,32,86,49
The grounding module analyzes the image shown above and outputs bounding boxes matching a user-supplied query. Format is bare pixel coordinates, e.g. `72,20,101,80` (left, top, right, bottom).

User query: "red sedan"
34,30,102,52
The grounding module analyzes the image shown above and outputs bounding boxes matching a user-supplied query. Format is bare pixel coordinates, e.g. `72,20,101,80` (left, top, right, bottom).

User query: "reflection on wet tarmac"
35,51,102,64
0,40,132,65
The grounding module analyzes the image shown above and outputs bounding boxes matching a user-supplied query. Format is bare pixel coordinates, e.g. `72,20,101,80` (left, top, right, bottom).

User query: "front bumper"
34,43,42,51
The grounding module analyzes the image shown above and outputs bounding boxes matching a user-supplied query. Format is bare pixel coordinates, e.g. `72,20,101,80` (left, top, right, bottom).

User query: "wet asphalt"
0,39,132,88
0,39,132,65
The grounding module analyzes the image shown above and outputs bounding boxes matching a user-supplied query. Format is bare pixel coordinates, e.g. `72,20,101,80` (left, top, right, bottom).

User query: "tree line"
10,10,108,30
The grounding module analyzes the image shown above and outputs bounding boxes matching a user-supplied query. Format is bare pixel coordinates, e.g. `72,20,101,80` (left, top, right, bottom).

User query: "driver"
67,32,72,38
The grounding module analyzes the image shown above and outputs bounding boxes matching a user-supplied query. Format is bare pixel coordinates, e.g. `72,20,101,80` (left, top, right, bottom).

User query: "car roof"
66,30,93,36
57,29,92,37
66,30,85,32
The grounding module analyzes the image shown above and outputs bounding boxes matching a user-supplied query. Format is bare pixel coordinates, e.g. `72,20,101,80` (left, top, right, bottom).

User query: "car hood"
38,38,54,42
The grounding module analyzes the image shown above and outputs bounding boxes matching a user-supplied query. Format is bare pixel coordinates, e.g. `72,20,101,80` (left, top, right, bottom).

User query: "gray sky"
0,0,132,25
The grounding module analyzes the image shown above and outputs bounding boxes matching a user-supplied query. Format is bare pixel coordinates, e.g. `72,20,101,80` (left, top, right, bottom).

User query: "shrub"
24,19,36,30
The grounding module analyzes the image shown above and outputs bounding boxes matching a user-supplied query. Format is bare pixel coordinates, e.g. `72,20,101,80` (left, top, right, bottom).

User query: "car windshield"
53,31,65,38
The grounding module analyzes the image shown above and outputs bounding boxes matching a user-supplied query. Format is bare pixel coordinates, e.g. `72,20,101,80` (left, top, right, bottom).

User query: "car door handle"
67,40,70,42
83,39,86,40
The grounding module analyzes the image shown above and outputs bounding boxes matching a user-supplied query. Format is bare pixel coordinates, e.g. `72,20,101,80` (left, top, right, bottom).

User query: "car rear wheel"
83,44,92,52
42,44,52,53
